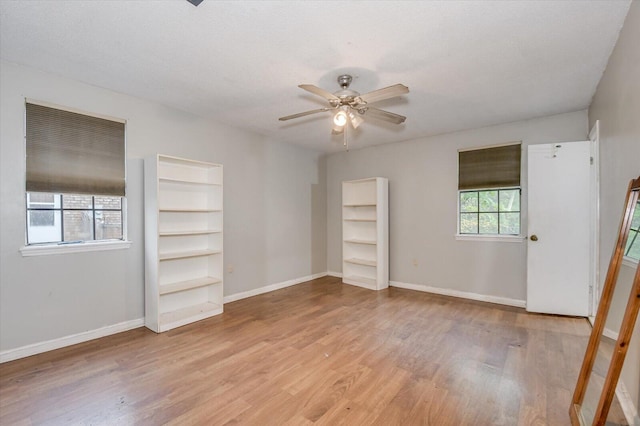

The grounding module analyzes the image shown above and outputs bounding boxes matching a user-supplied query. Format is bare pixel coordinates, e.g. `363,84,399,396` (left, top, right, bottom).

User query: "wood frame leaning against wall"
570,176,640,425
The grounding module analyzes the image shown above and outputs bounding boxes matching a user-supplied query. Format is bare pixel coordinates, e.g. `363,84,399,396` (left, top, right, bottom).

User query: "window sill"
455,234,526,243
20,240,132,257
622,256,639,268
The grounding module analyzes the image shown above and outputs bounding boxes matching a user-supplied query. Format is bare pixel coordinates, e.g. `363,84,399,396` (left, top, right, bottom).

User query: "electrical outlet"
227,264,234,273
412,258,418,267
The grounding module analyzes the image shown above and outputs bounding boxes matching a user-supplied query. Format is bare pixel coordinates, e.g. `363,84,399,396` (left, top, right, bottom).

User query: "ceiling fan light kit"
279,74,409,149
333,109,348,127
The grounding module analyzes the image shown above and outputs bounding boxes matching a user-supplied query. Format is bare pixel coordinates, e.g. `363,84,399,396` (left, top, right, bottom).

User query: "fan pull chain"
343,119,349,151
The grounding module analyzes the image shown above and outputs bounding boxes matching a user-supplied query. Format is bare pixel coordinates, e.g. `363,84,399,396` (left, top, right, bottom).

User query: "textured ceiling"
0,1,631,153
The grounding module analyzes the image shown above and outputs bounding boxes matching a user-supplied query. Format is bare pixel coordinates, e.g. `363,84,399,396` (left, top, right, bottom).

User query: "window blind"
26,103,125,196
458,143,521,190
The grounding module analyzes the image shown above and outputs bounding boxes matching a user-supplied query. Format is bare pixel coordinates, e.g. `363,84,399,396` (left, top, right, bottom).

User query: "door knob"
530,235,538,241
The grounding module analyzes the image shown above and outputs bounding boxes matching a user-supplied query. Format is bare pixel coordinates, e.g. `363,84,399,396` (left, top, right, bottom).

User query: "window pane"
479,213,498,233
625,230,639,260
631,202,640,230
63,194,92,209
499,189,520,212
460,192,478,212
29,192,54,204
63,210,93,241
479,191,498,212
30,210,54,227
96,211,123,240
27,210,61,244
27,192,60,209
460,213,478,233
94,196,122,210
499,212,520,235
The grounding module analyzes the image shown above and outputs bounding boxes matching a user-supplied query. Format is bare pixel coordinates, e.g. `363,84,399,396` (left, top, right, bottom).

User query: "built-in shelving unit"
342,177,389,291
145,154,224,333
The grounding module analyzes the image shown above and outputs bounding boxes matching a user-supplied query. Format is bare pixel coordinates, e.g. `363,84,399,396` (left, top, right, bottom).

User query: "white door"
527,141,592,316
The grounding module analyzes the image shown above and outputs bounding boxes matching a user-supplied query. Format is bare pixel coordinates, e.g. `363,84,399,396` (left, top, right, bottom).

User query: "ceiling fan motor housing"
332,75,362,108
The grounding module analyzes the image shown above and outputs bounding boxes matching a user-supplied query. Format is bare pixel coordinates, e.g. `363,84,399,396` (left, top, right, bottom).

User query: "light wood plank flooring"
0,276,597,425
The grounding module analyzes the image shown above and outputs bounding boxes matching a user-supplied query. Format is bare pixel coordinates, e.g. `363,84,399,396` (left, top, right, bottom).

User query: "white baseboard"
586,318,637,425
223,272,328,304
389,280,526,308
0,318,144,364
587,317,621,341
1,273,331,364
616,375,639,426
603,327,620,340
0,275,526,363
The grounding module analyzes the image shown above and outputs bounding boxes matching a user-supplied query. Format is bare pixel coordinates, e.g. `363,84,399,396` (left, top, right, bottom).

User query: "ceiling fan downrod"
337,74,353,90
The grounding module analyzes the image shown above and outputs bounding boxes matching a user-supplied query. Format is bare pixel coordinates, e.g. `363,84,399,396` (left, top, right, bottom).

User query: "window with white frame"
26,193,123,244
458,143,522,236
25,102,126,245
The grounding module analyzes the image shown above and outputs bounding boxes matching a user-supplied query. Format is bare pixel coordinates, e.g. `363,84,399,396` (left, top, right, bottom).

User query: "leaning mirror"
570,176,640,426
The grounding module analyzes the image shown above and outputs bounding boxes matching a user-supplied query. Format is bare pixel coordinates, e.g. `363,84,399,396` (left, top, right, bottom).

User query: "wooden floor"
0,276,596,425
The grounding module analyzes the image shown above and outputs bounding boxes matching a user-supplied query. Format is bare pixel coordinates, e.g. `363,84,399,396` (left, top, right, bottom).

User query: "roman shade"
458,143,521,190
26,103,125,196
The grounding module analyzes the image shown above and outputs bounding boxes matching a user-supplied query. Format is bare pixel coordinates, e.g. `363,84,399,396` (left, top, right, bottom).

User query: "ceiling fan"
279,75,409,135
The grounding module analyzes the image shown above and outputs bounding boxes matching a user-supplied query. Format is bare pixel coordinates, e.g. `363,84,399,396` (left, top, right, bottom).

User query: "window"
460,188,520,234
25,102,126,246
625,201,640,261
458,143,521,236
26,193,123,244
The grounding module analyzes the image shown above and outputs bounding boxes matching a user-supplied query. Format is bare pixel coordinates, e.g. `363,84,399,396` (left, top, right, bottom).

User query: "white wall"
588,0,640,417
326,110,588,303
0,61,326,354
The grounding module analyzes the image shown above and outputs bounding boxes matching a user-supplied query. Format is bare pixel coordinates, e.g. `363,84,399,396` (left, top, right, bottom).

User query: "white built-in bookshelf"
342,177,389,290
144,154,223,332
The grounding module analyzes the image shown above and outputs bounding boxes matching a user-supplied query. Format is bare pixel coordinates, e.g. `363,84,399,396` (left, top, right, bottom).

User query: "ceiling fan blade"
365,107,406,125
299,84,341,102
358,84,409,104
349,111,364,129
279,108,331,121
